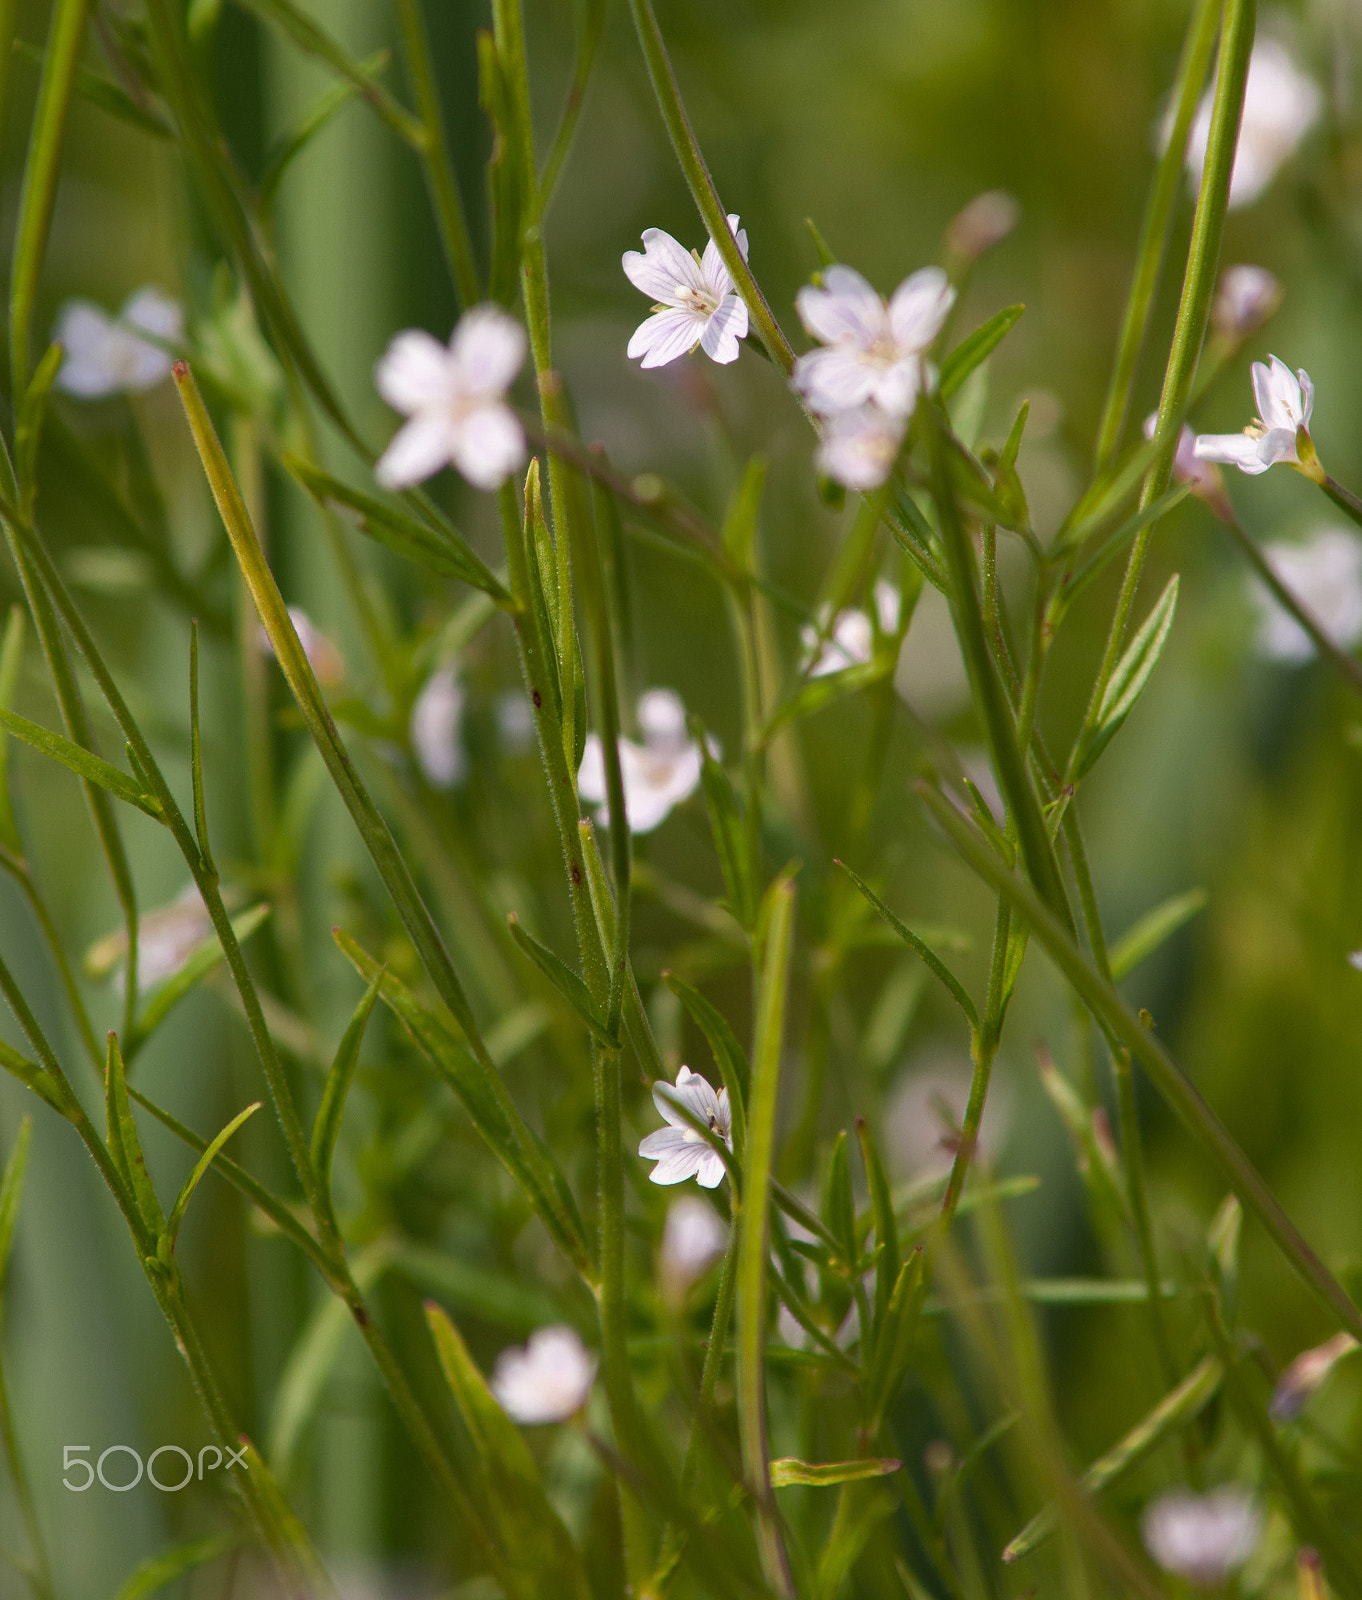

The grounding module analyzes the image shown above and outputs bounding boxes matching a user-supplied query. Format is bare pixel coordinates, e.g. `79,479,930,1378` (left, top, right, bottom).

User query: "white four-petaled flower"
623,215,749,368
1248,528,1362,663
1185,40,1321,210
54,287,183,398
1193,355,1314,476
793,264,955,419
816,404,907,491
639,1066,733,1189
1140,1488,1262,1588
577,688,704,834
490,1325,596,1424
801,581,901,677
374,305,527,491
410,667,466,788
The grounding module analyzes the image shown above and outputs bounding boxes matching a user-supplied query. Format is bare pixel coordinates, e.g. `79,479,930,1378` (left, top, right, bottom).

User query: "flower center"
675,283,719,317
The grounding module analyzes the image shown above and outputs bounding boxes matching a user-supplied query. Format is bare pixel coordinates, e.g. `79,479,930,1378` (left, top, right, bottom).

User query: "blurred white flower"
258,607,345,687
1271,1331,1357,1421
374,305,526,491
944,190,1020,263
87,884,214,996
816,404,905,490
660,1196,728,1294
639,1066,732,1189
491,1326,596,1424
803,607,872,678
623,215,749,368
578,688,703,834
54,286,183,398
1249,528,1362,662
1193,355,1313,476
496,689,536,753
1213,265,1282,341
1141,1488,1262,1588
793,264,954,418
1185,40,1321,209
410,668,465,788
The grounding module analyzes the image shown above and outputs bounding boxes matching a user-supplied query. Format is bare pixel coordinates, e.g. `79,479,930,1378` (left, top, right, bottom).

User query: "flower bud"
1213,265,1282,342
945,191,1020,264
1144,416,1233,522
1271,1331,1357,1421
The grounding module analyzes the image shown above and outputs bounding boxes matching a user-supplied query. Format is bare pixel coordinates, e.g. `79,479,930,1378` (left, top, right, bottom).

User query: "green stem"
1092,0,1221,470
736,879,796,1600
0,845,101,1074
1077,0,1256,764
8,0,87,394
625,0,795,374
538,0,606,211
0,1344,52,1600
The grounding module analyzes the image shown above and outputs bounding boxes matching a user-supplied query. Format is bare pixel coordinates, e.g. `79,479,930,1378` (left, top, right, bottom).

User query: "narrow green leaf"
0,1117,32,1290
939,304,1025,400
0,607,26,852
0,702,162,818
855,1117,899,1355
15,342,62,501
836,862,979,1032
310,974,382,1210
1110,886,1208,980
1003,1354,1224,1562
761,658,890,743
722,456,767,573
823,1130,856,1269
863,1246,928,1428
258,57,382,212
13,39,173,139
770,1457,901,1488
234,0,425,146
105,1033,164,1237
0,1039,61,1113
283,453,510,602
662,971,749,1152
425,1303,593,1600
479,32,526,307
1057,484,1192,613
506,913,613,1045
1075,574,1178,780
113,1533,235,1600
127,1085,332,1278
164,1101,261,1249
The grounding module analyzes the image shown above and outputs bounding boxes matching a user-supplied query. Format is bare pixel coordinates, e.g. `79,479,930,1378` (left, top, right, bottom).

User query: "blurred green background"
3,0,1362,1592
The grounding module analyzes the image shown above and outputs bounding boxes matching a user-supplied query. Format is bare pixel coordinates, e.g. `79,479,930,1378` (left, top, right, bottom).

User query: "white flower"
410,668,465,788
801,580,902,677
87,884,214,995
1141,1489,1262,1588
1271,1331,1358,1421
374,305,526,491
496,689,535,753
1249,528,1362,662
490,1326,596,1424
623,215,750,368
660,1196,728,1295
577,688,703,835
874,579,902,635
816,405,906,490
257,607,345,687
1185,40,1321,209
638,1066,732,1189
53,286,183,398
1213,265,1282,341
1193,355,1314,476
793,264,955,419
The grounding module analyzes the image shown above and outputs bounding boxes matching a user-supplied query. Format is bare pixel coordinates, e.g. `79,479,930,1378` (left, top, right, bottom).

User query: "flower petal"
639,1127,691,1159
700,214,750,297
654,1066,721,1131
53,303,119,397
1192,432,1271,474
448,402,525,490
375,412,454,489
1253,355,1302,431
695,1151,727,1188
1297,367,1314,430
887,266,955,353
121,286,184,345
578,734,607,803
623,228,705,303
796,265,885,347
793,346,879,414
450,305,526,397
698,296,748,365
376,330,453,414
627,307,704,369
869,356,925,419
816,406,904,489
647,1143,707,1186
